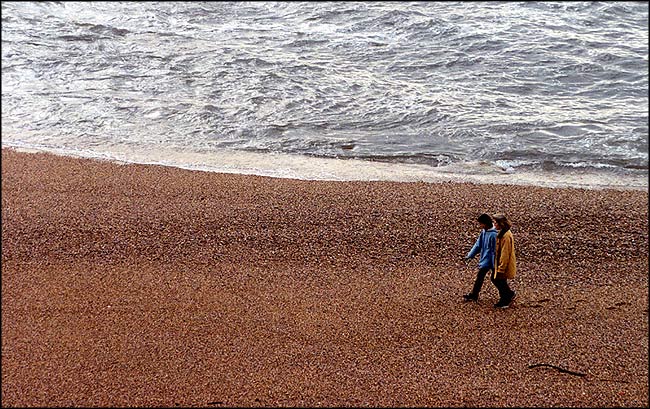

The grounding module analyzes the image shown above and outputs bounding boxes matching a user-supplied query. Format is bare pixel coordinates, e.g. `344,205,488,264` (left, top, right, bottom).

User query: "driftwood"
528,363,587,377
528,363,631,384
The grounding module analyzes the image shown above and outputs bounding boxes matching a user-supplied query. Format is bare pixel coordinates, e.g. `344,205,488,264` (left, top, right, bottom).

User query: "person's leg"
464,267,490,301
491,277,509,301
491,277,516,307
471,267,491,296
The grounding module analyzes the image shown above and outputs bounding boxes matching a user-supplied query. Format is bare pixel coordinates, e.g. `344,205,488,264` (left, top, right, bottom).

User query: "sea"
2,1,648,190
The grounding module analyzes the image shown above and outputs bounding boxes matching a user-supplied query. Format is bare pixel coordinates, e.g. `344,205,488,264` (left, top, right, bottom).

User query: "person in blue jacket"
462,213,498,302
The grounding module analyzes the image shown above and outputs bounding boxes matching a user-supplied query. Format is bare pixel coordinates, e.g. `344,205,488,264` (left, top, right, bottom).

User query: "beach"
1,147,648,407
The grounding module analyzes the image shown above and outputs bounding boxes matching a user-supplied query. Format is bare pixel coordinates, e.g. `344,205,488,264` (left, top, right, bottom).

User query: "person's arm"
466,233,482,259
486,234,496,266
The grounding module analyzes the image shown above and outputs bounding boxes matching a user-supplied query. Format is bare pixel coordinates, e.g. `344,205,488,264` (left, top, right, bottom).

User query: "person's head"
493,213,511,231
477,213,493,229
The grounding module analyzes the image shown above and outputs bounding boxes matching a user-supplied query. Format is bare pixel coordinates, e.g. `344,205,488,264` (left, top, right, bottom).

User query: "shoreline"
3,144,648,191
2,147,648,407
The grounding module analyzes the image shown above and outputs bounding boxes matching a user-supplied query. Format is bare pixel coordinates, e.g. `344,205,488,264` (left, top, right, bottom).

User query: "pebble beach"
1,147,648,407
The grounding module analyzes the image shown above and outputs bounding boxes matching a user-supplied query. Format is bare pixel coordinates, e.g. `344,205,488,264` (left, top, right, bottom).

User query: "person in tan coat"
492,213,517,308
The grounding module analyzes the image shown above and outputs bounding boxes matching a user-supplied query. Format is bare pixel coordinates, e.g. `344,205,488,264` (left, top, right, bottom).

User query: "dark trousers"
470,267,492,296
491,277,515,302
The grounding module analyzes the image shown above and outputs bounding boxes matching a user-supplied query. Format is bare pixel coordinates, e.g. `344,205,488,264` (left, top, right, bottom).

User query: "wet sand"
2,148,648,407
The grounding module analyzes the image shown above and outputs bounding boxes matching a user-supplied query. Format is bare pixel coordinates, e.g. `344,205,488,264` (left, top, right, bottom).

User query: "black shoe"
495,292,517,309
463,293,478,302
494,300,509,309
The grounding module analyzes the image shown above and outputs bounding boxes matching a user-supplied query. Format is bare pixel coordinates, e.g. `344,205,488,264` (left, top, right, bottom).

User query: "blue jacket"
466,227,497,270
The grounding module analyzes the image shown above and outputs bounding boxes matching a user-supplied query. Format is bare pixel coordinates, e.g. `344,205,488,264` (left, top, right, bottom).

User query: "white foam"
2,141,648,191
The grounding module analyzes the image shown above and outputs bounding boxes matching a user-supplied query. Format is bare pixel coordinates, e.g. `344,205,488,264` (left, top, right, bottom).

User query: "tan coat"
494,230,516,279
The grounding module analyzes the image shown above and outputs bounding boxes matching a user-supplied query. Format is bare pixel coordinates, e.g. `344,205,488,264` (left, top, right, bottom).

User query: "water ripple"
1,1,648,178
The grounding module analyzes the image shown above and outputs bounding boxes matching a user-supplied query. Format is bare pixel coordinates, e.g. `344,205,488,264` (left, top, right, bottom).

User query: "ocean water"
1,1,648,189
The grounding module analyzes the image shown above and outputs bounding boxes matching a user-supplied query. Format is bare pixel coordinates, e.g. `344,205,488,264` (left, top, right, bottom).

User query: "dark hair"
477,213,493,228
493,213,511,237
